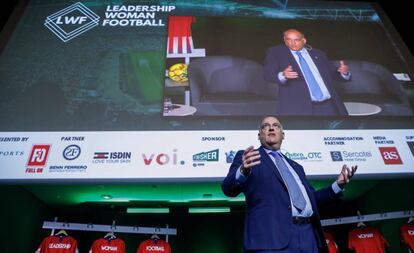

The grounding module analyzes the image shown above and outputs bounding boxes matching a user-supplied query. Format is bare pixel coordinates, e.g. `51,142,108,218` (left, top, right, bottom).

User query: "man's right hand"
283,65,299,79
241,146,261,175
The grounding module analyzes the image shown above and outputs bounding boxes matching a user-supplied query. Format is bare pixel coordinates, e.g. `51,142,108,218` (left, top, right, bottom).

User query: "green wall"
0,186,51,253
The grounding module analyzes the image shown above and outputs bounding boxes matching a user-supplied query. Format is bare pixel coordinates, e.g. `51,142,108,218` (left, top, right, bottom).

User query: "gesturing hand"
337,60,349,75
283,65,299,79
241,145,261,175
336,164,357,188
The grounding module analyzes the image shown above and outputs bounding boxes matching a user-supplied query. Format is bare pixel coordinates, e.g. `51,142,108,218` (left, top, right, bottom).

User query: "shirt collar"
290,48,307,55
262,146,281,155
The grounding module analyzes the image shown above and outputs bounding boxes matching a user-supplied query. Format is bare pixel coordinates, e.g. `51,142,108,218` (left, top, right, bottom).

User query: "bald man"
222,116,357,253
264,29,350,116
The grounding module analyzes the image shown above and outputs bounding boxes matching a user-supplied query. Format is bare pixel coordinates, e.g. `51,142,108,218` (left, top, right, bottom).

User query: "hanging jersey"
35,235,78,253
348,227,389,253
324,232,339,253
137,239,171,253
167,16,196,54
401,224,414,251
89,237,125,253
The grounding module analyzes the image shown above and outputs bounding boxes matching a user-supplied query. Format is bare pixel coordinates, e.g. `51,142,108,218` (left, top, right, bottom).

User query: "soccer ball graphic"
168,63,188,82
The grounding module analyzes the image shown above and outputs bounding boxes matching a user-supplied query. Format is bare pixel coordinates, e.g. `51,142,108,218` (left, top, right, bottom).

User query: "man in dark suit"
222,116,357,253
263,29,350,116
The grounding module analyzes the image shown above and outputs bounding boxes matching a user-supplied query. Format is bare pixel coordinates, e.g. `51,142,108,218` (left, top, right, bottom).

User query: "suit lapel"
259,147,285,185
308,50,327,80
283,46,303,80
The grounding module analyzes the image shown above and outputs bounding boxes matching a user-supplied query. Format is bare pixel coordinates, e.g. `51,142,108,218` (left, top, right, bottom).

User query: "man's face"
258,116,284,150
284,30,306,51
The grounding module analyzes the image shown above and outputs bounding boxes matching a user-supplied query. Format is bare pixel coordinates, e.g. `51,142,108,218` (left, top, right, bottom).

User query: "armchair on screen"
187,56,278,116
334,60,412,116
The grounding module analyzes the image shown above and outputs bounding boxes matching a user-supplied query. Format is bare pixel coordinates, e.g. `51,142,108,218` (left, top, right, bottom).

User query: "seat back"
187,55,278,115
335,60,405,103
189,56,277,98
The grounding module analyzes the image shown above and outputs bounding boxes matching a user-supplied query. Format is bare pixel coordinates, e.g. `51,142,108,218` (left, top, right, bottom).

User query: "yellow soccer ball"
168,63,188,82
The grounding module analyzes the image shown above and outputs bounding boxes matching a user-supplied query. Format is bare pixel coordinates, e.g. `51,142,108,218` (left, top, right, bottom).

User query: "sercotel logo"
330,151,342,161
379,147,402,164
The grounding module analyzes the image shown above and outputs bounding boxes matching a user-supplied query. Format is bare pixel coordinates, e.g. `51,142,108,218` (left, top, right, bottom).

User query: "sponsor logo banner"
1,129,414,180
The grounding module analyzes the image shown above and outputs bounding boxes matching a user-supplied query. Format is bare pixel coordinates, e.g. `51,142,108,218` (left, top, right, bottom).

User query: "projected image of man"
264,29,351,116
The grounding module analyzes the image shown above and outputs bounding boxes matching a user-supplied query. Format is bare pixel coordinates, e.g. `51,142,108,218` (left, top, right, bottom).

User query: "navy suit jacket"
222,147,340,252
263,45,348,116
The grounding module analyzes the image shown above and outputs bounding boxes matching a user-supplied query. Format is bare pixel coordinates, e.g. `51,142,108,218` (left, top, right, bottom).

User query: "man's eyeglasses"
260,123,282,131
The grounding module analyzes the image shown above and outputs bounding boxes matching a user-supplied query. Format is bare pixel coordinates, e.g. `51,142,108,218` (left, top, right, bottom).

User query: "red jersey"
324,232,339,253
401,224,414,251
137,239,171,253
167,16,196,54
89,237,125,253
35,235,78,253
348,226,389,253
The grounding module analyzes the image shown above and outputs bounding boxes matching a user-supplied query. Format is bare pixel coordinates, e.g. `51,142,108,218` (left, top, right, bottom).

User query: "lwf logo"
44,2,100,42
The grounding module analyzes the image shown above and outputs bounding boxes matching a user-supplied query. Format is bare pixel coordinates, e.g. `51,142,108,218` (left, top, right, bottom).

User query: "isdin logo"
44,2,100,42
